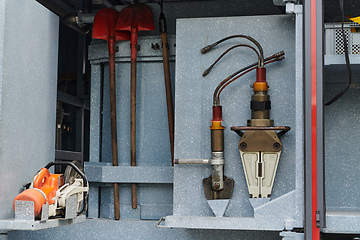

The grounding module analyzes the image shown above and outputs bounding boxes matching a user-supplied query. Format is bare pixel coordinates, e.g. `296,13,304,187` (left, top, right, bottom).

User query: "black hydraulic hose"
213,51,285,106
201,35,265,67
202,44,260,77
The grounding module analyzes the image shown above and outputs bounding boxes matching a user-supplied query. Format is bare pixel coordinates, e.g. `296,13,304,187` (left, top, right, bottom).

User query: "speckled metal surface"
279,231,304,239
171,14,303,230
14,201,34,221
85,164,173,183
324,73,360,213
323,211,360,234
9,219,284,240
87,35,175,220
0,0,58,225
0,215,86,232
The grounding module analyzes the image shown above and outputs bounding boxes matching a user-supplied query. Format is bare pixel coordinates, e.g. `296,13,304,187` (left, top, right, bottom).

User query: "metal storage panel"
322,71,360,233
165,14,303,231
86,36,175,220
0,0,59,222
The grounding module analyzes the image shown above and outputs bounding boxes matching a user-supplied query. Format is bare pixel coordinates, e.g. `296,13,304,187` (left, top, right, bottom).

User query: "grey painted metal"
284,4,304,230
87,187,99,218
166,190,299,230
322,211,360,234
169,14,302,231
9,219,283,240
65,196,77,219
207,199,230,217
95,184,173,220
0,234,7,240
0,215,86,232
303,0,313,238
293,5,304,229
14,201,34,221
140,204,172,220
279,231,304,239
0,0,4,123
85,163,173,183
323,72,360,234
322,21,360,233
0,0,58,225
88,35,176,220
41,204,49,222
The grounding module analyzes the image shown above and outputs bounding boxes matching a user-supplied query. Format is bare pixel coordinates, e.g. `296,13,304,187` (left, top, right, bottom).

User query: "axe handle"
161,32,174,165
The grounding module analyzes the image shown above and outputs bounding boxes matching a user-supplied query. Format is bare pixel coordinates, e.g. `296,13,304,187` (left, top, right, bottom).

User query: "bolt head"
273,142,281,150
239,142,247,150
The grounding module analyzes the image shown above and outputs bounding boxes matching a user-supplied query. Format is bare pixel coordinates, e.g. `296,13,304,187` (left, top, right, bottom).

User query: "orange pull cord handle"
33,168,51,189
33,168,58,205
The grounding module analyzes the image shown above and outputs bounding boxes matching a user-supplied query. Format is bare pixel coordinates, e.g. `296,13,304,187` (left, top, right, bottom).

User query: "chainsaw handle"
44,161,88,216
44,161,88,188
33,168,51,189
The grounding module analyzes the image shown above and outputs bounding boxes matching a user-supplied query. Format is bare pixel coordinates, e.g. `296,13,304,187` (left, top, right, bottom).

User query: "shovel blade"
93,8,130,41
116,3,154,32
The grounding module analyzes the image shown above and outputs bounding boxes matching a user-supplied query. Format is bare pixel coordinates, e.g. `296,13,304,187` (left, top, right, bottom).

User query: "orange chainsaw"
13,161,88,219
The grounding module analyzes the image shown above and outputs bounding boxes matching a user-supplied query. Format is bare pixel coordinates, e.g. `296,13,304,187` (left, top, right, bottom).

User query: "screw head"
239,142,247,150
273,142,281,150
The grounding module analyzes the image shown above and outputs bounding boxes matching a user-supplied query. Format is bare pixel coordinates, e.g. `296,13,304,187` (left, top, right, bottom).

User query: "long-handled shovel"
93,8,130,220
159,0,174,166
116,3,154,209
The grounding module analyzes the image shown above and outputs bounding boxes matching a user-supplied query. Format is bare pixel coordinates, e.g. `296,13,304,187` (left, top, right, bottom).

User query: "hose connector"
201,43,217,54
253,67,268,92
202,67,211,77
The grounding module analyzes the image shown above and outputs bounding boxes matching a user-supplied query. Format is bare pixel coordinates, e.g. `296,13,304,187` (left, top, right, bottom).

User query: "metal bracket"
203,176,234,200
156,217,166,228
285,3,303,14
316,210,320,228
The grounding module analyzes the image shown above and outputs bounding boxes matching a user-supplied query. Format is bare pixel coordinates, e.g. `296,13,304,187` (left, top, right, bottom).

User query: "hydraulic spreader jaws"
231,67,290,199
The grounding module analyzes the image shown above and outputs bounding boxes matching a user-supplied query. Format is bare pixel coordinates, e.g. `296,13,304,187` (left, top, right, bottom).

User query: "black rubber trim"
250,101,271,110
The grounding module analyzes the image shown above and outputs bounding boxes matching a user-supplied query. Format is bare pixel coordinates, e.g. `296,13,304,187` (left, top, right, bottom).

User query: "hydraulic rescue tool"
13,161,88,219
175,35,287,216
230,69,290,198
202,35,289,199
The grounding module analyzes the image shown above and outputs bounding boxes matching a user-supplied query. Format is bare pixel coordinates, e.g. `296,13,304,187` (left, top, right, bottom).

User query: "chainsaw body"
13,162,88,219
